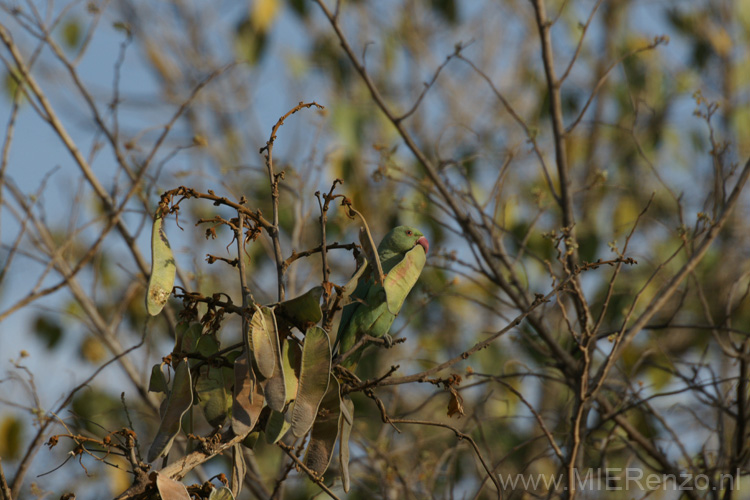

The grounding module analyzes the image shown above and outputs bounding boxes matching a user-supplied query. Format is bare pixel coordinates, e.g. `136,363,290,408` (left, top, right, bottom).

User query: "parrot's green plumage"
335,226,429,370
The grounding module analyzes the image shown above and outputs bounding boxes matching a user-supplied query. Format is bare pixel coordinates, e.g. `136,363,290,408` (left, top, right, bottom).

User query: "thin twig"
0,456,12,500
565,36,668,135
277,442,342,500
236,210,252,357
530,0,591,338
558,0,605,83
379,276,572,386
493,379,564,462
282,242,358,272
592,158,750,395
11,331,147,498
389,418,502,496
259,101,324,301
0,24,146,276
334,334,406,367
395,45,464,123
312,0,579,377
315,179,343,323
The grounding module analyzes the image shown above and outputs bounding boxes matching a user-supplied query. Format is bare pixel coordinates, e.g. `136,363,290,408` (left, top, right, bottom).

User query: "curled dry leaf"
147,358,193,462
447,387,465,418
231,352,265,437
155,473,190,500
208,486,235,500
230,445,245,499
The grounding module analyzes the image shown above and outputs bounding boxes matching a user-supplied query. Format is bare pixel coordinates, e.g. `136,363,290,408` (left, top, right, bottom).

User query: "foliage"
2,0,750,499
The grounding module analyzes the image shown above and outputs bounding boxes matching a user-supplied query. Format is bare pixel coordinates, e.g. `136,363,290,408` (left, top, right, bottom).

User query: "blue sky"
1,0,744,497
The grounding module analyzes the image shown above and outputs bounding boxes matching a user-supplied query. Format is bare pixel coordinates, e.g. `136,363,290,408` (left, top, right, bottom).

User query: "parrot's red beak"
416,236,429,254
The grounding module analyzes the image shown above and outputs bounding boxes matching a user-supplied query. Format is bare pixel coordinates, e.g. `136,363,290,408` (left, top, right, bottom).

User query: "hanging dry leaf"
447,387,464,418
290,326,331,437
147,358,193,462
339,395,354,492
303,376,341,475
230,444,245,498
256,307,286,412
146,213,176,316
231,352,265,437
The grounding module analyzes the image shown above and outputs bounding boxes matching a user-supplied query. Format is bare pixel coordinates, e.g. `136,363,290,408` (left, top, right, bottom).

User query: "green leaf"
208,486,235,500
281,339,301,406
71,389,125,433
384,244,426,315
3,68,26,103
303,376,341,476
194,332,220,358
61,18,82,49
179,322,202,354
112,21,132,37
241,430,260,449
287,0,308,18
146,214,176,316
155,473,190,500
0,416,24,460
234,16,268,65
148,358,193,462
79,335,106,363
194,336,232,427
231,352,264,437
431,0,458,24
291,326,331,437
172,322,189,351
149,364,168,394
339,395,354,492
32,315,63,350
275,286,323,331
265,410,291,444
250,305,276,378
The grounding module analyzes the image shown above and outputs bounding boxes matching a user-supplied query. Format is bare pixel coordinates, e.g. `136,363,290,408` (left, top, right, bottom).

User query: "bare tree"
1,1,750,499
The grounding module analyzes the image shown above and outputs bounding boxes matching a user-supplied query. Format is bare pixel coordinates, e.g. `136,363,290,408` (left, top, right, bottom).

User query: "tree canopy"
1,0,750,499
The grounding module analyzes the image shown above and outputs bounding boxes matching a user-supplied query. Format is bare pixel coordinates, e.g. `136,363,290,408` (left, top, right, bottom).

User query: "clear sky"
0,0,736,497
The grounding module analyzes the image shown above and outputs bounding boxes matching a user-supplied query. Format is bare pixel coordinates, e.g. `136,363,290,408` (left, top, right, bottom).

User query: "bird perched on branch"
334,225,428,370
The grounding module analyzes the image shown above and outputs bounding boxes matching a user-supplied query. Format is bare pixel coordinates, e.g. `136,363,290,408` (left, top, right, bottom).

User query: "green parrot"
334,225,429,370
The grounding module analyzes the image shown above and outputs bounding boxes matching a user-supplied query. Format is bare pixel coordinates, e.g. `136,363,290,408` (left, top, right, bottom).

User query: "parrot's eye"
406,230,412,236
